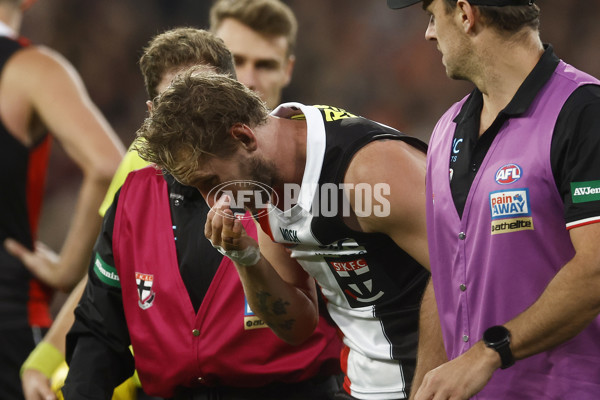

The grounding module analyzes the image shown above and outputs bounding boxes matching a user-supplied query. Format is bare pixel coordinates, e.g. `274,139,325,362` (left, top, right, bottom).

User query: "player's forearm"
506,251,600,360
410,278,447,399
20,278,87,385
234,254,319,345
45,277,87,353
57,176,110,291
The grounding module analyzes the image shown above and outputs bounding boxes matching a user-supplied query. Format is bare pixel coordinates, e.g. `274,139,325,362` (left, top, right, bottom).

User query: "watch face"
485,325,509,344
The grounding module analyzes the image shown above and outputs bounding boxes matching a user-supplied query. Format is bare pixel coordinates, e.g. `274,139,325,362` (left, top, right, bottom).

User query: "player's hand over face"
414,342,498,400
205,195,257,252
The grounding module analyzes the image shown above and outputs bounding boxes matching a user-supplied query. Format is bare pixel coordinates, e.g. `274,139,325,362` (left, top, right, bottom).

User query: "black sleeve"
62,191,135,399
552,84,600,226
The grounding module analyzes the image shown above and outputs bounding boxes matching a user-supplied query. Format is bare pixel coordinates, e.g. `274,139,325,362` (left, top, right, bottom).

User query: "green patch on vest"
571,180,600,203
93,253,121,288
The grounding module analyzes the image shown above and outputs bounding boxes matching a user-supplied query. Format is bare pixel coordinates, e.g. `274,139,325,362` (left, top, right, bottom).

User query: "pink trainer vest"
113,166,341,397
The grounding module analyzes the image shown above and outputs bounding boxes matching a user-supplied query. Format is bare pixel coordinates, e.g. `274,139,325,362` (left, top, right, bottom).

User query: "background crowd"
20,0,600,312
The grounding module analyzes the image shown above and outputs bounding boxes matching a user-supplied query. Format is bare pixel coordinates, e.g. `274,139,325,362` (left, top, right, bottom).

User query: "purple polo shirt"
426,60,600,398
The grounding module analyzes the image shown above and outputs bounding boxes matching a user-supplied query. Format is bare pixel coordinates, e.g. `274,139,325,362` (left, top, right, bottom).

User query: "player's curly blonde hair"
135,68,269,185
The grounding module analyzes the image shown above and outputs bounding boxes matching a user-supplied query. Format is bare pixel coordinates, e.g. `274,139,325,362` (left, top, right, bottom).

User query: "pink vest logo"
495,164,522,185
136,272,156,310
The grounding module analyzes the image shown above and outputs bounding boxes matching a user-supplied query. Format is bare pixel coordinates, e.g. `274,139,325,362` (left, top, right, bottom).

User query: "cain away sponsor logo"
489,189,531,219
571,180,600,203
489,189,534,234
495,163,522,185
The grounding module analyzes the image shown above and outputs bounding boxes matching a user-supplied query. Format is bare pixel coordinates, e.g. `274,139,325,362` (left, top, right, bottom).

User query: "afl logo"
206,180,277,220
495,164,522,185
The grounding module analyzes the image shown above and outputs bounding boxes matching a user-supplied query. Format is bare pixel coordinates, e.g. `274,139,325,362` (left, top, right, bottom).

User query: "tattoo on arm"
254,291,295,331
272,298,290,315
278,319,296,331
256,290,271,315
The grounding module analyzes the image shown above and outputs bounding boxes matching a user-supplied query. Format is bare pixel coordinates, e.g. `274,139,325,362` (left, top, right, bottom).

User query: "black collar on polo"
387,0,534,10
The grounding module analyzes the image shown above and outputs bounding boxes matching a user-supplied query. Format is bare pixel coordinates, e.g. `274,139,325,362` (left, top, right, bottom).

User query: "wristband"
20,341,65,379
212,242,261,266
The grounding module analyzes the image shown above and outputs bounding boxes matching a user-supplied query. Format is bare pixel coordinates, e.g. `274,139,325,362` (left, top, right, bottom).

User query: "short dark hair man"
388,1,600,399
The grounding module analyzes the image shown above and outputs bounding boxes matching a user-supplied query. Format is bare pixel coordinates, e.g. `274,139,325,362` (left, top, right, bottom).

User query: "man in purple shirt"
387,0,600,399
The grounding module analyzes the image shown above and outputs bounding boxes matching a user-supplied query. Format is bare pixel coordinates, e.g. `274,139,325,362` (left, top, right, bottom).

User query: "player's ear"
146,100,153,115
456,0,477,34
230,123,257,151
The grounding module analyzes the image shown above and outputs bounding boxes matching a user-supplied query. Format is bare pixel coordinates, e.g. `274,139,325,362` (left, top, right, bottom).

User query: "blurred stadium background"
21,0,600,303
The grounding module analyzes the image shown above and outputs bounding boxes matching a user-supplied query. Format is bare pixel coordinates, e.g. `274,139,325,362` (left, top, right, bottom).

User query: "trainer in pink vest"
113,166,341,398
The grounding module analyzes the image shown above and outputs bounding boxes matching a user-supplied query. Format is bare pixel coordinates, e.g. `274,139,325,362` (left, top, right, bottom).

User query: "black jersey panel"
310,108,430,360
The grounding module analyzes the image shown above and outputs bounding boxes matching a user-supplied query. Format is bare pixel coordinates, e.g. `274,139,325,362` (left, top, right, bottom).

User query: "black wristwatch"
483,325,515,369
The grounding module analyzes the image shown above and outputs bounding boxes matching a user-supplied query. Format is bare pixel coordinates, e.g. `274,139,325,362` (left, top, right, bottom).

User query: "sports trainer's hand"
414,341,499,400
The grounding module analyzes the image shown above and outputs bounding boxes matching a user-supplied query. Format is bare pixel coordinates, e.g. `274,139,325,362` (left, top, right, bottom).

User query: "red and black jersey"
0,36,52,330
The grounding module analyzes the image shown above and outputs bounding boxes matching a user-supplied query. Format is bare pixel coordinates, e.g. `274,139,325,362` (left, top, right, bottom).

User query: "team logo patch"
136,273,156,310
571,180,600,203
489,189,534,235
243,297,268,330
495,164,522,185
324,255,384,307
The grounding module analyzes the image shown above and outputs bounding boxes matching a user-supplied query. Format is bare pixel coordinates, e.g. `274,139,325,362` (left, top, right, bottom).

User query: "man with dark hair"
388,1,600,399
136,69,431,400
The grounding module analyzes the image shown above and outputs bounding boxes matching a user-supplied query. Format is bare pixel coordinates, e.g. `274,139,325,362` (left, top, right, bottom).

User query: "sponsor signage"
489,189,530,220
491,217,534,235
93,254,121,288
489,189,534,235
571,180,600,203
244,297,268,330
